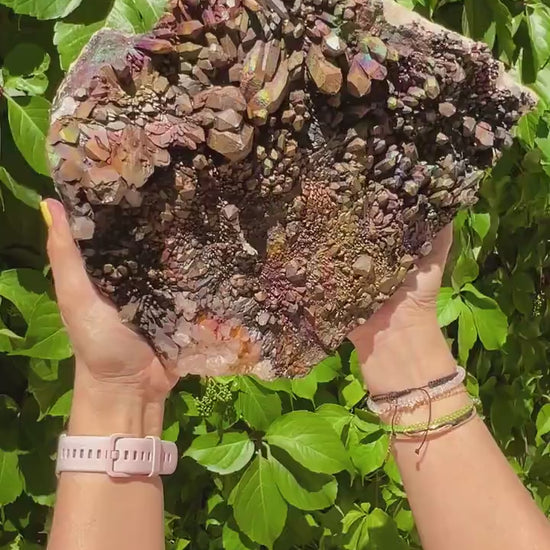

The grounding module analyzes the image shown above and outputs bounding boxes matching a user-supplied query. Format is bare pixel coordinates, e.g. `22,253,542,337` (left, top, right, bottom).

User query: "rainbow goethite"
48,0,535,379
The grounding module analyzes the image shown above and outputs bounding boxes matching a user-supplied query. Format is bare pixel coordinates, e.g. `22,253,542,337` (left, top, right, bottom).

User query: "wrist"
69,377,165,438
350,309,455,395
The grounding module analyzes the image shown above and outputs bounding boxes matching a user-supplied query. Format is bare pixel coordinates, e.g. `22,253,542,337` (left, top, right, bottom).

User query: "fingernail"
40,201,53,228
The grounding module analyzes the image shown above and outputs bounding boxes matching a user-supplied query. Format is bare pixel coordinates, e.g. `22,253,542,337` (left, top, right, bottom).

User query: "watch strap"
56,434,178,477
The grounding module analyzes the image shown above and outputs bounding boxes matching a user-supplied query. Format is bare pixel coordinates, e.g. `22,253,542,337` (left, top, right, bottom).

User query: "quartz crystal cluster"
48,0,534,378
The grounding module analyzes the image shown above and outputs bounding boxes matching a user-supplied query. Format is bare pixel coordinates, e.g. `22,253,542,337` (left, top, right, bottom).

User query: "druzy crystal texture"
48,0,535,378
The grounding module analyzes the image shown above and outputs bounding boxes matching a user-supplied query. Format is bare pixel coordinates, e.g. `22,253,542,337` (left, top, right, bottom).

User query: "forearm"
48,376,166,550
352,315,550,550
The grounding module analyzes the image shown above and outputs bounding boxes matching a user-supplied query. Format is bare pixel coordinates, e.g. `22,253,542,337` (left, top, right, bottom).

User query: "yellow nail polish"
40,201,53,228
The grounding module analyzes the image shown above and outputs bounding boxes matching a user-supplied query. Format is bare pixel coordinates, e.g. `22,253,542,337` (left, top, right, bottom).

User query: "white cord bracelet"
366,366,467,415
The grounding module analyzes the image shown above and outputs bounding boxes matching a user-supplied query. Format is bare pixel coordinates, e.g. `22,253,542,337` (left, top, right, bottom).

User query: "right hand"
348,225,455,394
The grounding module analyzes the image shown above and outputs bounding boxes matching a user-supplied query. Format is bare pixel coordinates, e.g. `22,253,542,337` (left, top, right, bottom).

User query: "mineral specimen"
48,0,535,379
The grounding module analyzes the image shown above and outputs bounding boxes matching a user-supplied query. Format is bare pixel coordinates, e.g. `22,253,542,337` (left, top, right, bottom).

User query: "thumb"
391,223,454,303
40,199,100,325
418,223,454,272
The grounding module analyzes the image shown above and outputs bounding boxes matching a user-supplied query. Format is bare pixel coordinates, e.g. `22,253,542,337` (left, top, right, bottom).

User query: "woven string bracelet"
383,402,477,436
383,400,479,455
366,366,467,415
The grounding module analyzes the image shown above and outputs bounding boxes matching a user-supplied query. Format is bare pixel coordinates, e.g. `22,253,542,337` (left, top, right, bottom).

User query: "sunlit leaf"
0,0,83,19
0,167,41,208
6,95,50,176
437,287,462,327
2,43,50,96
266,411,352,474
458,302,477,364
54,0,168,70
0,450,24,505
528,4,550,70
236,377,282,431
229,455,287,547
184,432,254,475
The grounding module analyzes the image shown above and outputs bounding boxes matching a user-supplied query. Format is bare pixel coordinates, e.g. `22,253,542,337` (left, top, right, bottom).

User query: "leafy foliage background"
1,0,550,548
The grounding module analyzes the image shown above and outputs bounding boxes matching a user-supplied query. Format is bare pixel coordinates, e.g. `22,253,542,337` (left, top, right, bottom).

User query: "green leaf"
18,452,56,507
0,450,24,505
463,0,496,47
0,167,40,209
340,375,366,408
0,314,23,353
312,354,341,382
2,43,50,97
452,254,479,289
350,433,389,477
512,272,536,293
512,271,535,314
349,349,362,380
0,269,50,318
0,0,83,19
491,0,515,59
184,432,254,475
352,411,381,435
436,287,462,327
383,455,402,485
0,270,71,360
342,506,372,550
176,391,200,416
162,420,179,442
6,95,50,176
365,509,408,550
528,4,550,70
531,65,550,106
517,103,545,148
469,212,491,241
463,0,513,58
132,0,168,29
342,508,367,535
236,377,282,431
462,284,508,350
315,404,353,437
49,389,73,418
266,411,352,474
28,360,74,420
54,0,168,70
273,511,318,549
253,377,293,394
536,404,550,445
490,390,515,447
269,454,337,511
394,507,414,533
229,455,287,548
222,521,257,550
11,293,72,360
291,372,318,401
458,303,477,364
0,396,19,452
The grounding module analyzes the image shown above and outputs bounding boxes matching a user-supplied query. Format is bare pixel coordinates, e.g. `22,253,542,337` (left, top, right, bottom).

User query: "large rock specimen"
48,0,535,379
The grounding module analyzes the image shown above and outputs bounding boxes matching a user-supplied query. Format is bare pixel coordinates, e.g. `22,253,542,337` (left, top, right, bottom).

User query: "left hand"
41,199,178,434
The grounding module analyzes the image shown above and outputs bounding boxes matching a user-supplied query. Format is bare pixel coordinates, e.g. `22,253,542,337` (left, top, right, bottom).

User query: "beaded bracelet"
366,366,467,414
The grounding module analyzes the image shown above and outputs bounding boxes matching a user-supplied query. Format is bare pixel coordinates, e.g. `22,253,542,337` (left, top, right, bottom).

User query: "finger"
430,223,454,265
40,199,99,323
416,223,454,272
396,223,453,297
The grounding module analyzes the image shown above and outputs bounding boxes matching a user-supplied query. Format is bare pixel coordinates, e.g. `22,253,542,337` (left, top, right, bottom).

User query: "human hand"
41,199,178,436
348,225,454,394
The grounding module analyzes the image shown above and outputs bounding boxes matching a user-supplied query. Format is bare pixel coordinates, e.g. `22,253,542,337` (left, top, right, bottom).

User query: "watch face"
48,0,534,379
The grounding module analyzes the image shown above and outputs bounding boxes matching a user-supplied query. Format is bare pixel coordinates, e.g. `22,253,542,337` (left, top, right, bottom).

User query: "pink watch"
56,434,178,477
